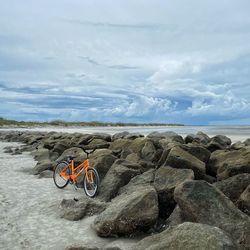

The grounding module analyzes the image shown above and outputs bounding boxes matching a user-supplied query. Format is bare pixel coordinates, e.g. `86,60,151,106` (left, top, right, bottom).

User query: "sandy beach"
0,142,137,250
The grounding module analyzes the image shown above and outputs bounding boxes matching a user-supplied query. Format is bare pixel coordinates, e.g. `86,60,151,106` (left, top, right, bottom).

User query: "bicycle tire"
83,168,100,198
53,161,70,189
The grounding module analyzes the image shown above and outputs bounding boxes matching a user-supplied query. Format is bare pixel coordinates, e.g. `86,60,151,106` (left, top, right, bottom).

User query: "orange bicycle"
53,145,104,198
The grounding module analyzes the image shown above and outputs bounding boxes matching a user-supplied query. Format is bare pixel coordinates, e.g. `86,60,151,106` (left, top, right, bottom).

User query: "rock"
112,131,130,141
32,147,50,162
174,180,250,249
109,139,131,151
52,141,71,155
125,153,140,163
164,146,206,179
124,133,144,140
237,184,250,216
56,147,87,163
206,135,231,152
133,222,239,250
140,141,156,162
193,131,210,144
165,205,187,228
93,185,158,236
38,170,53,178
92,133,111,142
129,138,147,154
179,143,211,163
90,149,117,180
32,160,52,175
244,138,250,146
231,141,246,150
60,197,107,221
99,159,141,201
214,173,250,202
65,246,98,250
87,138,109,147
118,169,155,194
77,134,93,145
147,131,184,143
154,166,194,218
208,148,250,179
184,134,195,144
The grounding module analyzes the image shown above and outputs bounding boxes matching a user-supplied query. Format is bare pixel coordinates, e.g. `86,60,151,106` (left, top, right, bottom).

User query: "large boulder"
179,143,211,163
93,185,158,236
164,146,206,179
174,180,250,249
237,184,250,216
56,147,87,163
59,197,107,221
140,141,156,162
111,131,130,141
208,148,250,179
206,135,232,152
90,149,117,180
118,169,155,195
133,222,239,250
98,159,142,201
32,160,53,175
154,166,194,218
147,131,184,144
214,173,250,202
193,131,210,144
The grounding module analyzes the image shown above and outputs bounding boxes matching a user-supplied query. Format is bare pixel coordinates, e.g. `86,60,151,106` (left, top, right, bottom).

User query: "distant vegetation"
0,117,184,127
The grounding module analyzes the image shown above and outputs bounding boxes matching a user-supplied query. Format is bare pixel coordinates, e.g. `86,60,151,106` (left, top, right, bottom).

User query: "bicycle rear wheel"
83,168,99,198
53,161,70,189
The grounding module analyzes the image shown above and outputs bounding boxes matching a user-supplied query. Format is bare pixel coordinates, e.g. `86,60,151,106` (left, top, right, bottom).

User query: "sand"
0,142,137,250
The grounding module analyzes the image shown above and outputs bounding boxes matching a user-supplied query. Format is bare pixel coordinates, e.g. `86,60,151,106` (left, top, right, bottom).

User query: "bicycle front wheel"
83,168,99,198
53,161,70,189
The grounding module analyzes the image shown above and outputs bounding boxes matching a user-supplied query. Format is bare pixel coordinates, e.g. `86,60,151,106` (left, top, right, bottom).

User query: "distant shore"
0,117,184,128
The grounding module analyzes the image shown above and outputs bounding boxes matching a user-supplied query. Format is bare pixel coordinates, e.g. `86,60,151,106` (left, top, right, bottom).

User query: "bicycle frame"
60,159,93,183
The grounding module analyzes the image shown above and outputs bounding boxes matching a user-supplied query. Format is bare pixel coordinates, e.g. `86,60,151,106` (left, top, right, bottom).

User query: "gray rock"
133,222,239,250
124,133,144,140
56,147,87,163
154,166,194,218
231,141,246,150
184,134,195,144
118,169,155,195
214,173,250,202
90,149,117,180
141,141,156,162
32,160,52,175
60,197,107,221
147,131,184,143
174,180,250,249
237,184,250,216
206,135,232,152
180,143,211,163
208,148,250,179
93,185,158,236
164,146,206,179
38,170,53,178
111,131,130,141
99,159,141,201
193,131,210,144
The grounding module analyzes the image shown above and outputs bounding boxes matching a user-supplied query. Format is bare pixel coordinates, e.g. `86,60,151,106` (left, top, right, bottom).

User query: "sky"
0,0,250,125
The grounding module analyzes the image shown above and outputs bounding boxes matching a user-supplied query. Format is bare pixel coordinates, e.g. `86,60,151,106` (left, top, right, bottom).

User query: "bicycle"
53,144,105,198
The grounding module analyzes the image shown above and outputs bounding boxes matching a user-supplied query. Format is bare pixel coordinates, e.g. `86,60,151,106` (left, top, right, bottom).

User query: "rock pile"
1,130,250,249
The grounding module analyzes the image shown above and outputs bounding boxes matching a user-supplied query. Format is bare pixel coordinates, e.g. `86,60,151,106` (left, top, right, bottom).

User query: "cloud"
0,0,250,124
